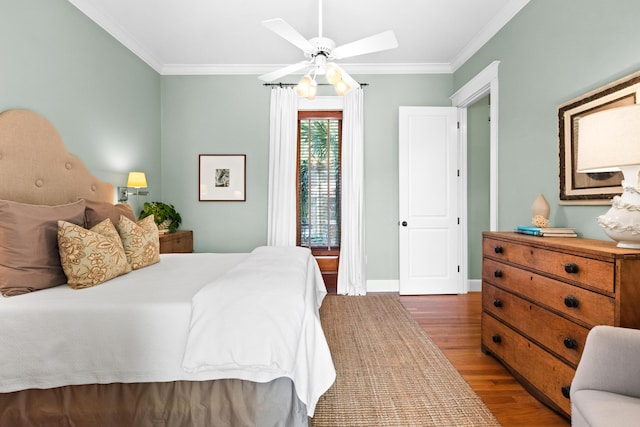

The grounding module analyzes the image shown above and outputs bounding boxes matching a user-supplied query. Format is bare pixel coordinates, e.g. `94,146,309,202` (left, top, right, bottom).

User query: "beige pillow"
58,219,131,289
0,199,86,297
83,199,136,229
116,215,160,270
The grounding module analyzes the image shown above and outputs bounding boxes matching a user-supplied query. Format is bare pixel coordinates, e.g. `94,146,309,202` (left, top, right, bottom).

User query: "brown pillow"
0,199,86,297
58,219,131,289
116,215,160,270
83,199,136,229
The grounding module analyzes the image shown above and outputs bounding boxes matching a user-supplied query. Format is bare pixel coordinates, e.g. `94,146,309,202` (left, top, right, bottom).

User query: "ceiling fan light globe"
296,76,313,97
334,79,350,96
325,64,342,85
306,83,317,100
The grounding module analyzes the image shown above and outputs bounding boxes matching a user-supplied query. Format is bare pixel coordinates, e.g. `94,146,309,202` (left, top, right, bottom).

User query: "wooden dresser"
159,230,193,253
481,231,640,418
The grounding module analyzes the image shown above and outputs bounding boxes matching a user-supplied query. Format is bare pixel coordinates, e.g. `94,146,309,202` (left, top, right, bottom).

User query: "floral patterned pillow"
116,215,160,270
58,219,131,289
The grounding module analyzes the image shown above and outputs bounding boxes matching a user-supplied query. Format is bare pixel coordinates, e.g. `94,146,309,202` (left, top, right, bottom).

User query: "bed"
0,109,335,426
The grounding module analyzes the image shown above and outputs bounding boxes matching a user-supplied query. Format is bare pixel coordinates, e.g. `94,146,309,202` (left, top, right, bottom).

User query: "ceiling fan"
258,0,398,98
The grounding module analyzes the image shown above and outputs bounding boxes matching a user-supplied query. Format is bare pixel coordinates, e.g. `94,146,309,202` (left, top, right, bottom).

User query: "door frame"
450,61,500,292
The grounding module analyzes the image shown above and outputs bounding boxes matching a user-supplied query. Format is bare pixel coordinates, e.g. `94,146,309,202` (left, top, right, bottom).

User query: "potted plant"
139,201,182,233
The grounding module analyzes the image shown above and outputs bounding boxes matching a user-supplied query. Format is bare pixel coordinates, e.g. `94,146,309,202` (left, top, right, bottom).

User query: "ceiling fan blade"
327,62,360,90
258,61,310,82
332,30,398,60
263,18,314,53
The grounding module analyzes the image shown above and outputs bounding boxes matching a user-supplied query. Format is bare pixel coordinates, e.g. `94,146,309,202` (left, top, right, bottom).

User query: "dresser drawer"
482,313,574,416
483,258,615,326
483,284,590,367
159,230,193,254
483,237,614,293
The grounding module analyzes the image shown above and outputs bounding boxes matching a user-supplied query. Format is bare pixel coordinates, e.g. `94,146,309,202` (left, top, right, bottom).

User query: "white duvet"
0,247,335,416
183,246,335,415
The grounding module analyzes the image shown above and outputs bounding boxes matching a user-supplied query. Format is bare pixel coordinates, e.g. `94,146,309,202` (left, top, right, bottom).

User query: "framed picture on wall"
559,70,640,204
199,154,246,201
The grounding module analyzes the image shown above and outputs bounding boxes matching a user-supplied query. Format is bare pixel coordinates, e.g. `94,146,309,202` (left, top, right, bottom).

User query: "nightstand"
159,230,193,253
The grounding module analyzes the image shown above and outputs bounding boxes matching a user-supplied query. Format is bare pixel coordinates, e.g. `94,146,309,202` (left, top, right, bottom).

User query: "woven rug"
311,294,501,426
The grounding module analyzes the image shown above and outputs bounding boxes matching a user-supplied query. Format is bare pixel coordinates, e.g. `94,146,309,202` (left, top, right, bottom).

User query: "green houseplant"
139,201,182,233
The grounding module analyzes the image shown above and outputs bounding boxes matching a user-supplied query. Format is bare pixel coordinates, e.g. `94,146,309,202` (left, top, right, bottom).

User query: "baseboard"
468,279,482,292
367,279,482,293
366,279,399,293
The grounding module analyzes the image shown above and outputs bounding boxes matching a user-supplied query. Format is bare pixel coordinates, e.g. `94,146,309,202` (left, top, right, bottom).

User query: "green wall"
454,0,640,242
161,74,454,282
1,0,161,213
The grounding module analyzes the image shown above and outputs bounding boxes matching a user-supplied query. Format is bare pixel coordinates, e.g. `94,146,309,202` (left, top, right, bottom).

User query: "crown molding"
68,0,163,73
450,0,530,72
160,62,453,76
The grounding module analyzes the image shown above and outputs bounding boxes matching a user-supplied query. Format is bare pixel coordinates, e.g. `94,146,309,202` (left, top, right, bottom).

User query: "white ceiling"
68,0,529,76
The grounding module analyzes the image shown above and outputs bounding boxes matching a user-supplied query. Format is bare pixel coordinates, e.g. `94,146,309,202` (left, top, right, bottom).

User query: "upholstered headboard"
0,109,113,205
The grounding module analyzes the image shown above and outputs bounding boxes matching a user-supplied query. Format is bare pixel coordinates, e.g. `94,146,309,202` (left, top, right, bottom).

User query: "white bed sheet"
0,250,335,416
183,246,336,416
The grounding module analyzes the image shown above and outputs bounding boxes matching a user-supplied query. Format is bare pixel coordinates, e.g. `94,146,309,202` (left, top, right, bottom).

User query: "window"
297,111,342,252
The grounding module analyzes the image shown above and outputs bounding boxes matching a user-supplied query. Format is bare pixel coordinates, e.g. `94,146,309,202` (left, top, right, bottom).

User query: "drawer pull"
563,337,578,349
561,385,571,399
494,245,503,254
564,296,580,308
493,270,503,278
564,263,579,274
493,299,503,308
492,334,502,344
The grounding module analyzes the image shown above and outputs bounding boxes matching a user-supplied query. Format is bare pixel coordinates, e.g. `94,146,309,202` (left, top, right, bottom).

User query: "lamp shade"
127,171,147,188
333,79,350,96
577,104,640,173
325,64,342,85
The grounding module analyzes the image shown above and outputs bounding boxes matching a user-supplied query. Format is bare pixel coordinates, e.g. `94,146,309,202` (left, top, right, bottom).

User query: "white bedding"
0,248,335,417
183,246,335,416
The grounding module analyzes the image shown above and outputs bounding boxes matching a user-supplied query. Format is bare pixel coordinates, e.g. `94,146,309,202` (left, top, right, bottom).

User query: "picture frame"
198,154,246,201
559,70,640,204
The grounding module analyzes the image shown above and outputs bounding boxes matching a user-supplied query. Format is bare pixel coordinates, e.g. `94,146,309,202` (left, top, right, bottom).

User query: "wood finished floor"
398,292,570,427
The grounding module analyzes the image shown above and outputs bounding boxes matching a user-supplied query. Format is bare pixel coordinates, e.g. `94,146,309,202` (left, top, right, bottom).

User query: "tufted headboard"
0,109,114,205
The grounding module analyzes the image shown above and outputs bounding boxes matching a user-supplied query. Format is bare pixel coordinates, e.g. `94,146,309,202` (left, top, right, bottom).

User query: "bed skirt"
0,378,309,426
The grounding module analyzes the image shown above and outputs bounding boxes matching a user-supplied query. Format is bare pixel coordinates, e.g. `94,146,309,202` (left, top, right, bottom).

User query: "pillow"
58,219,131,289
0,199,86,297
116,215,160,270
83,199,136,229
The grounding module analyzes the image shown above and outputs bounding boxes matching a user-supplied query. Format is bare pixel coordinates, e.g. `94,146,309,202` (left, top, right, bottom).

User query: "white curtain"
267,87,298,246
337,88,367,295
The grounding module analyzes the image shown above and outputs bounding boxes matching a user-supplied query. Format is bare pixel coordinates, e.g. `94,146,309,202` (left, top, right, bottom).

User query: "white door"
399,106,460,294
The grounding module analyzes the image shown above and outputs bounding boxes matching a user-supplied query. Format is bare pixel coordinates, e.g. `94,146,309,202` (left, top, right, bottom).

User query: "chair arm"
571,325,640,399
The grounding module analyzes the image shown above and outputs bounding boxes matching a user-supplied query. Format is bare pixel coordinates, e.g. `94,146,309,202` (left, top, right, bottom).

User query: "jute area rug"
311,294,501,426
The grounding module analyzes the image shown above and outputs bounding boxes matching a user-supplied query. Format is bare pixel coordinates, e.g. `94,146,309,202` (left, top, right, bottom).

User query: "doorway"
451,60,500,292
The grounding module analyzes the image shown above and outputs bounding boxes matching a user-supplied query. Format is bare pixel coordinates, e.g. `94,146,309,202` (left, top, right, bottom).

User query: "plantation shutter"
298,112,341,249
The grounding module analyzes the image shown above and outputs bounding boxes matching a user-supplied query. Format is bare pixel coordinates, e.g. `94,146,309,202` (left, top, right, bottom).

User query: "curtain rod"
263,82,368,87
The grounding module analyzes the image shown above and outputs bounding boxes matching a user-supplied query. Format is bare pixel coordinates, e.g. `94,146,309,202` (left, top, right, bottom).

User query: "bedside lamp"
117,171,150,202
127,171,147,189
577,104,640,248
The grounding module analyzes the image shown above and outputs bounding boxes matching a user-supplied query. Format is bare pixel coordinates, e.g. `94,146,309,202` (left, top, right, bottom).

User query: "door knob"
401,221,408,227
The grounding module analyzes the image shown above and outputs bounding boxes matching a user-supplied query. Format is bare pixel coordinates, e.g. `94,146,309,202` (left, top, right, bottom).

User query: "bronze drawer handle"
564,263,579,274
564,296,580,308
563,337,578,349
493,270,503,278
494,245,503,254
561,386,571,399
493,299,503,308
492,334,502,344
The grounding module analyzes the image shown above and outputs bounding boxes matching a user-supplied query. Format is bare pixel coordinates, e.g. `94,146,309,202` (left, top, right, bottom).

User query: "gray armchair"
571,325,640,426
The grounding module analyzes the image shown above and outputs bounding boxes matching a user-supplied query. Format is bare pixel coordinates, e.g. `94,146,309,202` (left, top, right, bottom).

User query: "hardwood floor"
398,292,569,427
